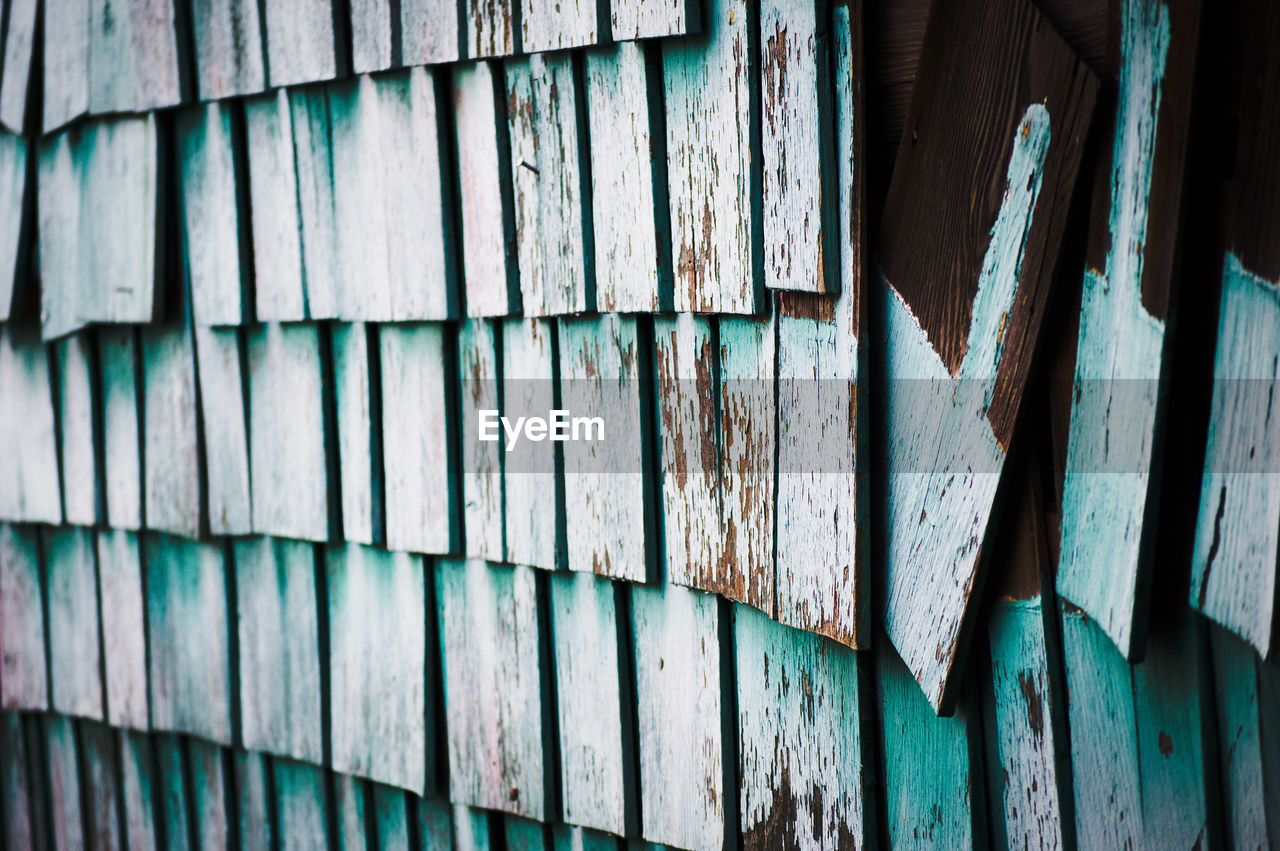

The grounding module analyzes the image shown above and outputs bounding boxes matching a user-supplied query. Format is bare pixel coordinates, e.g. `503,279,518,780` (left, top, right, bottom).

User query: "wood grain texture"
454,61,520,317
502,317,563,570
335,767,372,850
418,798,455,848
465,0,518,56
245,91,307,321
188,738,231,849
610,0,699,40
234,536,324,765
81,722,124,849
0,327,61,523
235,750,273,848
0,524,47,710
53,334,101,525
559,314,652,582
437,559,550,819
0,712,37,848
119,731,159,850
1190,262,1280,657
351,0,393,72
0,0,38,132
333,323,381,546
774,0,865,646
585,42,671,313
193,325,253,536
632,584,725,851
0,131,28,319
760,0,836,294
144,533,233,744
98,328,142,530
89,0,183,115
248,323,331,542
458,318,504,561
735,604,868,850
550,571,632,835
453,804,493,850
401,0,462,65
509,53,595,317
191,0,266,99
380,323,459,555
878,0,1097,711
290,86,342,320
263,0,337,87
275,758,330,851
152,734,191,851
45,527,103,720
97,530,148,729
520,0,605,53
1057,0,1203,661
877,639,983,848
662,0,760,314
42,0,90,131
141,297,201,539
178,102,248,327
44,714,83,850
375,784,412,848
327,543,430,793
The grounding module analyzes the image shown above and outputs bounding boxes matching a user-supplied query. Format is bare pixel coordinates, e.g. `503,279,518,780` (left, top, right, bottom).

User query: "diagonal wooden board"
877,0,1097,714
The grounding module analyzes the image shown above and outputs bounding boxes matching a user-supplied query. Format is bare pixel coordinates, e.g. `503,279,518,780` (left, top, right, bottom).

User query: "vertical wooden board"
327,544,429,792
759,0,836,294
458,319,504,561
120,732,159,851
402,0,461,64
715,316,776,612
1132,614,1211,848
81,721,124,850
735,604,867,850
373,784,411,850
333,323,379,545
520,0,605,53
154,734,192,851
1057,0,1202,661
290,87,341,321
380,323,458,555
248,323,331,542
661,0,759,314
334,773,371,850
235,750,273,848
559,314,650,582
191,0,266,99
877,0,1096,710
511,53,594,317
99,328,143,530
45,527,104,719
97,530,148,729
141,309,202,539
44,715,84,850
417,798,454,849
877,640,980,848
465,0,517,56
42,0,89,131
178,102,247,327
144,533,233,744
506,814,550,851
455,61,519,318
234,536,324,765
193,325,253,536
36,132,86,339
502,317,562,570
275,759,330,851
262,0,337,87
986,599,1067,850
653,313,720,590
0,0,38,132
0,524,46,709
188,738,230,850
351,0,393,73
610,0,699,40
1060,603,1142,849
1191,255,1280,657
0,712,36,848
437,559,548,819
550,572,629,835
552,824,622,851
0,132,28,319
53,334,99,525
245,91,307,321
631,584,724,851
124,0,184,112
585,43,668,314
453,804,492,851
0,327,61,523
89,0,135,114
